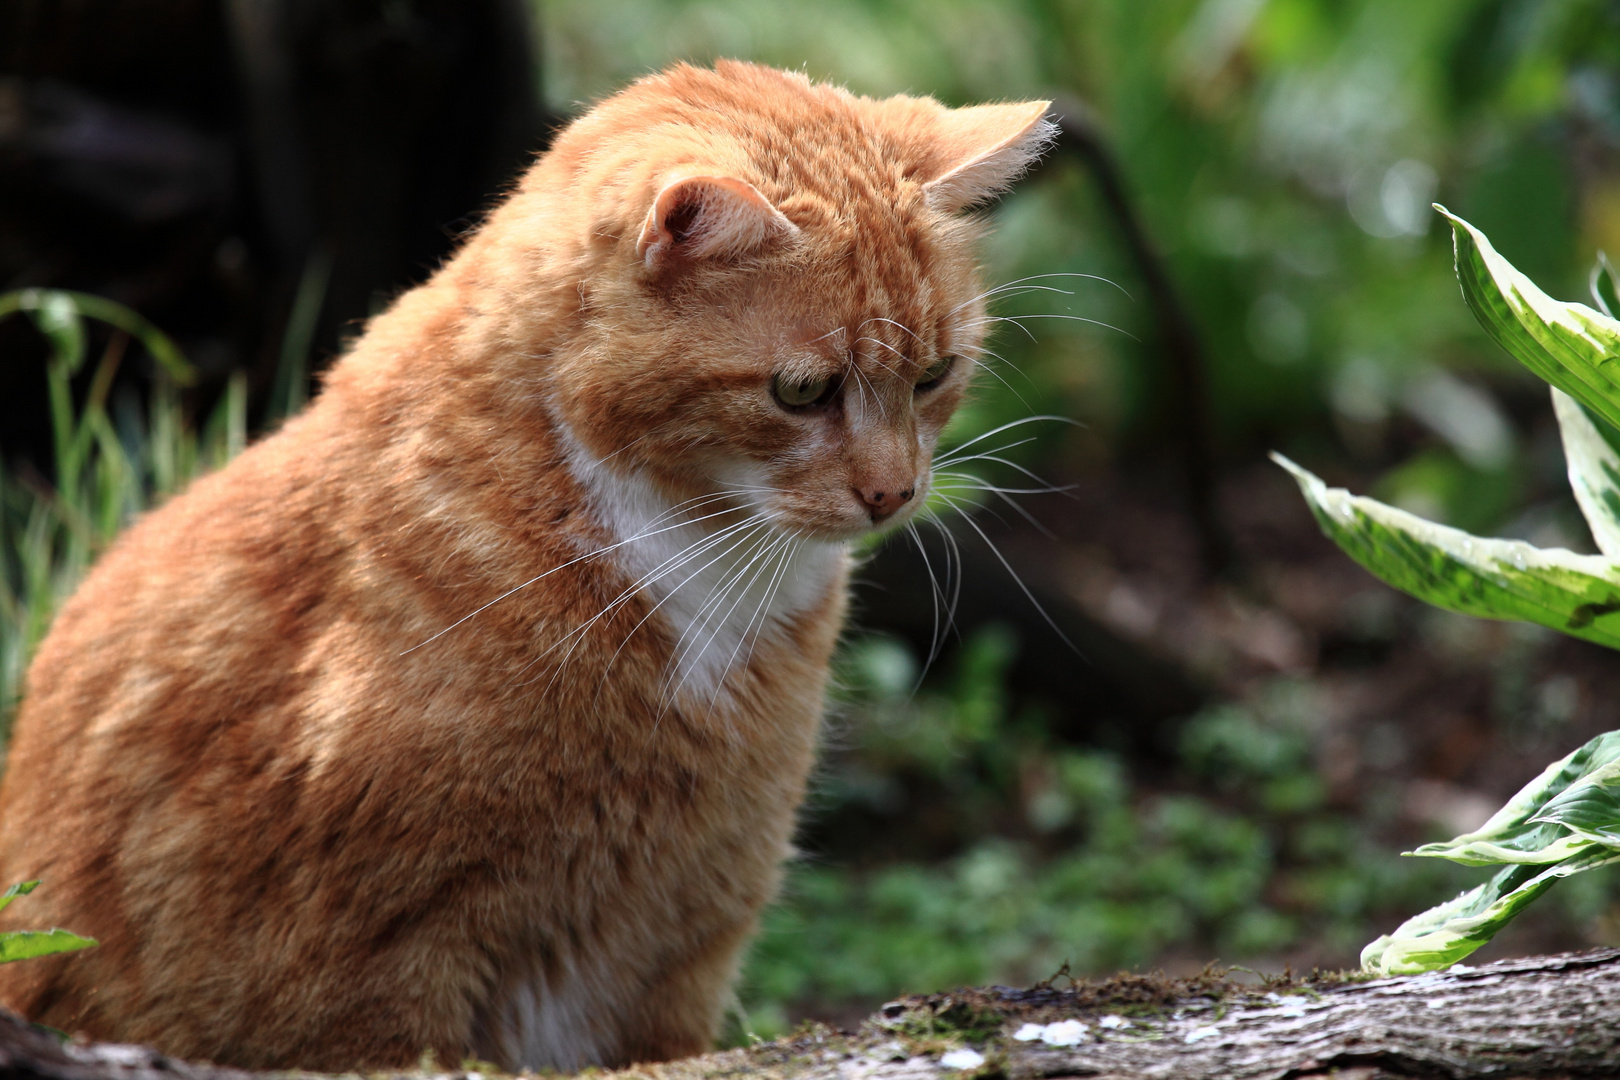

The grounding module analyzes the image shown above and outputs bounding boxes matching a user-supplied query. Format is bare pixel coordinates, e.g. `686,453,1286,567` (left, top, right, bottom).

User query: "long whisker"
600,515,778,666
851,336,910,381
955,343,1038,394
862,316,923,344
533,512,776,689
655,528,796,718
933,475,1062,538
933,415,1080,463
964,312,1140,342
925,491,1079,656
947,272,1133,317
847,364,885,423
698,532,801,713
905,521,956,677
936,455,1077,493
730,534,801,687
401,491,761,654
958,355,1036,412
934,470,1076,497
933,437,1042,467
662,526,786,679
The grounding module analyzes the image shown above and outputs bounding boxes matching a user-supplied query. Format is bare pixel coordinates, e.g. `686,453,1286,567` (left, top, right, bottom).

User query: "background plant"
0,882,94,965
0,289,244,728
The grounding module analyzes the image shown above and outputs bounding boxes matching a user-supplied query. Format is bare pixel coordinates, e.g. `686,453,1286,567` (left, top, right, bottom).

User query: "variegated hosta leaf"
1362,847,1620,976
1553,388,1620,558
1442,207,1620,431
1410,730,1620,865
1532,755,1620,845
1591,251,1620,318
1274,453,1620,649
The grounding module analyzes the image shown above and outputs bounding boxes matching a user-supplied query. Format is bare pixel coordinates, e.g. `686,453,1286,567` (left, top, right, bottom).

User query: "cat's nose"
856,483,915,520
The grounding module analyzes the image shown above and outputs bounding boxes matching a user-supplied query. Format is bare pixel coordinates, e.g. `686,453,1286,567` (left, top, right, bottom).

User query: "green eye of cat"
772,372,833,409
915,355,956,391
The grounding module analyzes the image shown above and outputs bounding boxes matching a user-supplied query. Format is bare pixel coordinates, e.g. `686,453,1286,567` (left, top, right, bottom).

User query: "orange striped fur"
0,62,1050,1071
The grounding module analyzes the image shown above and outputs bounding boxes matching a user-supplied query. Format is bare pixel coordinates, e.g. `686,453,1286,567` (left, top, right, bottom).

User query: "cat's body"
0,63,1049,1071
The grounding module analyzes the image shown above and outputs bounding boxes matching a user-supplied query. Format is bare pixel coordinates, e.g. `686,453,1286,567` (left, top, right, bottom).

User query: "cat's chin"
776,512,918,545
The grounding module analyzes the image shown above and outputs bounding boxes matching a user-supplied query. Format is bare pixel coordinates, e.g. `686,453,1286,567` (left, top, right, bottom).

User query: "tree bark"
5,948,1620,1079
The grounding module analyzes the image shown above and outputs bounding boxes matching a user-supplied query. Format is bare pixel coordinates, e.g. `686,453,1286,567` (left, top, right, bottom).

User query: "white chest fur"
555,425,845,707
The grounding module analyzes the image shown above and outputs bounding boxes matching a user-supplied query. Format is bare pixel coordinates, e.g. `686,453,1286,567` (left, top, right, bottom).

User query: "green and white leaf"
1410,730,1620,865
1590,251,1620,318
1553,388,1620,558
1274,453,1620,649
1531,756,1620,845
1362,846,1620,976
1443,207,1620,431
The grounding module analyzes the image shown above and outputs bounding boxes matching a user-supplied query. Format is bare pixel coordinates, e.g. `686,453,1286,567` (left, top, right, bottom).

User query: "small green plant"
0,289,244,728
1279,209,1620,975
0,881,94,962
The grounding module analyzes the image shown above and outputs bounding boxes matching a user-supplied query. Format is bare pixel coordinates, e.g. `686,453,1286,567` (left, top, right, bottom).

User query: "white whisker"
401,490,763,655
531,512,777,690
924,491,1078,655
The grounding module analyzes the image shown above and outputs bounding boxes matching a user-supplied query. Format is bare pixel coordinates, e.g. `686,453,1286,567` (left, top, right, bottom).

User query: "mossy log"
5,948,1620,1080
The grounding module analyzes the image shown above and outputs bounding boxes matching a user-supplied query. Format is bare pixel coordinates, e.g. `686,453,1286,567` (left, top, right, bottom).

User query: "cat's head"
536,62,1052,542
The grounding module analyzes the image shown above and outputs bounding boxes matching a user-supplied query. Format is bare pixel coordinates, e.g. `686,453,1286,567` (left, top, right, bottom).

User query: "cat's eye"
914,355,956,391
772,372,834,409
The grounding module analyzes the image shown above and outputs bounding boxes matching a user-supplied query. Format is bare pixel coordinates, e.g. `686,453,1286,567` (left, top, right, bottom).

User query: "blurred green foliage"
0,290,244,723
735,631,1482,1036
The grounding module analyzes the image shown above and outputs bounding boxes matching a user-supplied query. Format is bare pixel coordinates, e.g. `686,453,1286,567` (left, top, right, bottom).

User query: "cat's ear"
637,175,800,269
920,101,1055,214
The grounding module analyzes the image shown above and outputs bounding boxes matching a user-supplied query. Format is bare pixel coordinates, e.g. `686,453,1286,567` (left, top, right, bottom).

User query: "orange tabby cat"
0,61,1050,1071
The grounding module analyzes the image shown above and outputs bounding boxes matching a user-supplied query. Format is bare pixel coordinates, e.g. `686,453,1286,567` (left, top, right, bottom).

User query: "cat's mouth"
765,482,931,544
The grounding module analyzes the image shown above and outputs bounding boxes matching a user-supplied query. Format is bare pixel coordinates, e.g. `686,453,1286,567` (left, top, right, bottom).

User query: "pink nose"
856,483,915,520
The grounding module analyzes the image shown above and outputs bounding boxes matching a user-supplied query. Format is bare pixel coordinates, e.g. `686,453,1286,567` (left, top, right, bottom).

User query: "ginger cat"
0,62,1051,1071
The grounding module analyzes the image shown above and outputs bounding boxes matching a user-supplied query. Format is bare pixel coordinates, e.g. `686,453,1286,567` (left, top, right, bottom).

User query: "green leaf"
1553,388,1620,557
1530,756,1620,844
1591,251,1620,318
0,929,97,964
1274,453,1620,649
1441,207,1620,431
0,288,194,385
1362,847,1620,976
0,880,40,916
1410,730,1620,865
0,883,97,964
25,291,87,377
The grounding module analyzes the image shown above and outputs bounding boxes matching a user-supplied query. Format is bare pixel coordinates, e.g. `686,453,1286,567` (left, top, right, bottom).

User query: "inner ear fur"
637,175,800,269
918,101,1055,214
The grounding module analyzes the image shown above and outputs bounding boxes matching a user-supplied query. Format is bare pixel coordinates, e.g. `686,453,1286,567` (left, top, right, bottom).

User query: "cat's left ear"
637,175,800,270
920,101,1055,214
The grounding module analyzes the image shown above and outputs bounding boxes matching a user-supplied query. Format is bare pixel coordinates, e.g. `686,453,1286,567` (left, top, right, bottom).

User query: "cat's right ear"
637,175,800,271
916,101,1055,214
